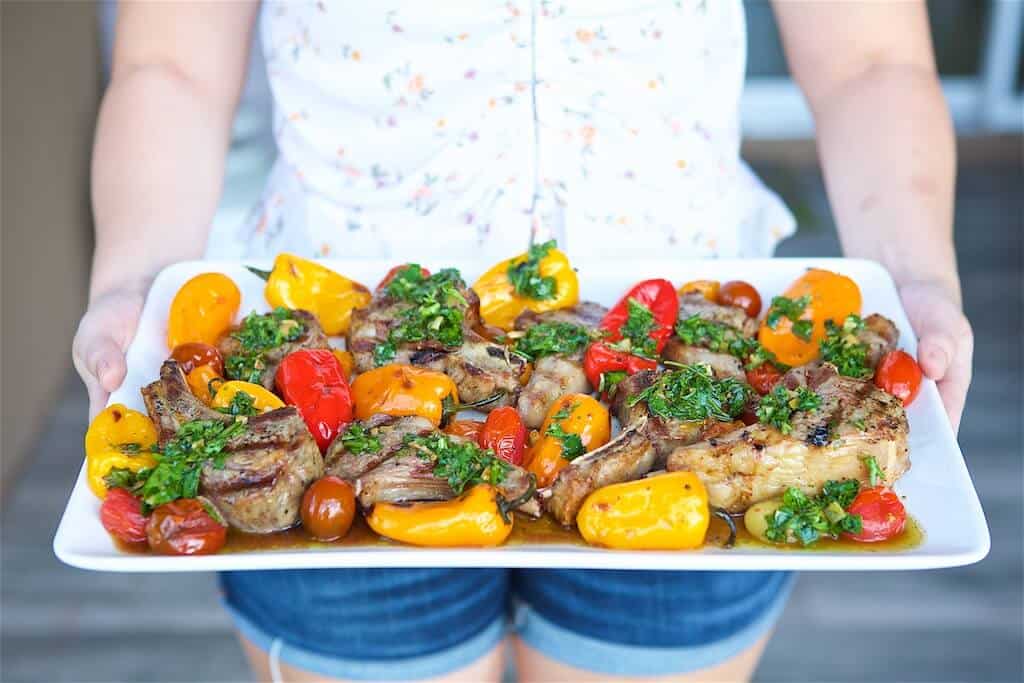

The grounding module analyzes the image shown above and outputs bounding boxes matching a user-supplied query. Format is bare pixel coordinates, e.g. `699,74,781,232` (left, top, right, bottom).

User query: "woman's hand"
72,286,147,419
898,279,973,432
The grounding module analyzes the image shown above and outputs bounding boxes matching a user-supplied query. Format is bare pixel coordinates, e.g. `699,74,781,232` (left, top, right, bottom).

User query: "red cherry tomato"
99,488,150,545
444,420,485,441
146,498,228,555
874,349,923,405
746,363,782,395
377,264,431,291
600,279,679,355
301,476,357,541
845,487,907,542
170,342,225,376
718,280,762,318
479,406,527,466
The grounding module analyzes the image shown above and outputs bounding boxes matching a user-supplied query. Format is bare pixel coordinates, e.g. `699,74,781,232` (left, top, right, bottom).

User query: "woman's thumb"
84,335,127,393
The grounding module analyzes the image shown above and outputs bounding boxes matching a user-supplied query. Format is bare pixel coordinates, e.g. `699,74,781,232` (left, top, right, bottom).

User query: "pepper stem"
245,266,273,281
711,507,737,549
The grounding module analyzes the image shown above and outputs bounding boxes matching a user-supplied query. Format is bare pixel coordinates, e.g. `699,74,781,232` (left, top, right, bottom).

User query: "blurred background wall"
1,1,1021,681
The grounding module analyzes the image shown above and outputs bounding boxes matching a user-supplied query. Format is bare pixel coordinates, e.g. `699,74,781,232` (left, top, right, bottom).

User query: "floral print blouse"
223,0,795,263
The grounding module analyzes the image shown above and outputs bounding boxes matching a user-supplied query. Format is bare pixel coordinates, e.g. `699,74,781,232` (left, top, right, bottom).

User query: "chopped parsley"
765,295,814,341
609,298,659,359
374,268,467,366
764,480,863,546
403,432,509,494
599,370,627,395
674,315,778,369
546,403,586,461
507,240,558,301
341,424,382,455
225,308,305,382
863,455,883,487
629,364,750,423
216,391,259,417
103,466,150,496
755,386,821,435
136,418,246,512
512,321,593,360
820,315,872,379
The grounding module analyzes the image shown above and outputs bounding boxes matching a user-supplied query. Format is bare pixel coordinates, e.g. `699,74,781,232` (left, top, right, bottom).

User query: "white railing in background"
742,0,1024,139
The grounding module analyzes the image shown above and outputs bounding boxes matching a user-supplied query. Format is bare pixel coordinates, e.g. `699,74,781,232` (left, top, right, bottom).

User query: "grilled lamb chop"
666,364,909,512
355,444,541,517
141,360,323,533
859,313,899,368
348,272,525,408
663,293,757,380
545,369,744,526
677,292,758,337
661,341,745,381
324,414,435,480
512,302,608,428
217,309,330,390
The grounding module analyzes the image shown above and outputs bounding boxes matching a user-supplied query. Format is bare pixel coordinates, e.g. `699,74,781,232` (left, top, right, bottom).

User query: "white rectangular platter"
54,257,989,572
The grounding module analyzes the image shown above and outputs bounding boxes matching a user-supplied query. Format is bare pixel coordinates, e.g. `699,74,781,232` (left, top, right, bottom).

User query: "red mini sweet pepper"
583,342,659,395
275,349,354,452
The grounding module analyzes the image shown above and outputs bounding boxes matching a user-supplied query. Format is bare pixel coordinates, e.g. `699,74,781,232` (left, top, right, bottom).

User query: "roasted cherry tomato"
444,420,485,441
874,349,923,406
99,488,150,545
378,264,431,291
479,406,527,466
301,476,357,541
600,279,679,355
718,280,762,317
166,272,241,349
146,498,228,555
185,364,223,404
678,279,720,301
845,487,907,542
170,342,225,376
746,363,783,395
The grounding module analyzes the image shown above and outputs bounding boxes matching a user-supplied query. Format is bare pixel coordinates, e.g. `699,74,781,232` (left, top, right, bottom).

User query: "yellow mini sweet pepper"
211,381,285,413
185,364,224,405
84,404,159,499
576,472,710,550
473,240,579,330
248,253,371,335
526,393,610,488
366,484,513,547
166,272,241,349
351,364,459,427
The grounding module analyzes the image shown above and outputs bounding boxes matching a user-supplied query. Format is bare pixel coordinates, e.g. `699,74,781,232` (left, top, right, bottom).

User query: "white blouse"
222,0,795,263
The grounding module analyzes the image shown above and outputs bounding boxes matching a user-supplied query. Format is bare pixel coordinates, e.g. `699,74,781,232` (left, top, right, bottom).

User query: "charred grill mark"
410,349,448,365
485,345,509,359
202,462,284,493
807,423,831,447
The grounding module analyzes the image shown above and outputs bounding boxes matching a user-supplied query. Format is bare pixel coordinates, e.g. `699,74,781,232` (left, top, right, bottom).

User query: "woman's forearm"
811,63,959,300
90,64,234,300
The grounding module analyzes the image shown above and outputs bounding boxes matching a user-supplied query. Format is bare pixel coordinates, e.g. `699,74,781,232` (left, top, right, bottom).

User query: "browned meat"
667,365,909,512
512,302,607,428
860,313,899,368
348,275,525,409
324,414,435,480
355,448,540,517
141,360,323,533
545,425,656,526
217,309,330,390
609,370,658,426
677,292,757,338
661,339,746,381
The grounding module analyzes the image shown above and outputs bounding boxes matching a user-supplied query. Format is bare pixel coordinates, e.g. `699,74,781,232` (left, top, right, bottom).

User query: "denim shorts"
220,568,794,680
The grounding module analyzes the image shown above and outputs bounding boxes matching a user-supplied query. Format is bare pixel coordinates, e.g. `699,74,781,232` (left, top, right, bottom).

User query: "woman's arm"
74,0,258,416
773,0,972,430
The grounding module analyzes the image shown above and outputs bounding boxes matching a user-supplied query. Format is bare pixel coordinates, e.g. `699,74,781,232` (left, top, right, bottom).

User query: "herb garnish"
341,424,382,455
225,308,306,382
764,480,863,546
765,295,813,341
755,386,821,435
103,466,151,496
863,455,883,487
403,432,509,494
374,268,468,366
216,391,259,417
674,315,778,370
629,363,750,423
819,315,872,378
507,240,558,300
545,403,586,461
608,298,659,359
512,321,593,360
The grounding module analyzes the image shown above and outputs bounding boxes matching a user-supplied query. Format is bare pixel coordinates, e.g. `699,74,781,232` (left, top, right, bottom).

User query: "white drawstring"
269,638,284,683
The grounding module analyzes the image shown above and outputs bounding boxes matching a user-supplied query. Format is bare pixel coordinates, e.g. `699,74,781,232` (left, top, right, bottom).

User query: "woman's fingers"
72,289,145,418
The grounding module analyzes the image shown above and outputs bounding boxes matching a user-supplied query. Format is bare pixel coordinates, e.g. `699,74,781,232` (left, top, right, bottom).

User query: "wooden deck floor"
2,163,1021,683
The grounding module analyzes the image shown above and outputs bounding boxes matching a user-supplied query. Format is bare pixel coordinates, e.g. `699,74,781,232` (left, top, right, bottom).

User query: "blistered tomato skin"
146,499,228,555
100,488,150,544
170,342,225,376
479,407,527,466
444,420,485,441
718,280,762,317
845,487,907,542
301,476,357,541
746,364,782,395
874,350,923,406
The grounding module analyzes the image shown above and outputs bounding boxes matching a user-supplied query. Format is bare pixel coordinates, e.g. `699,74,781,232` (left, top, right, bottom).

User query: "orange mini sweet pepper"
351,364,460,427
366,484,514,547
526,393,610,488
166,273,241,349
